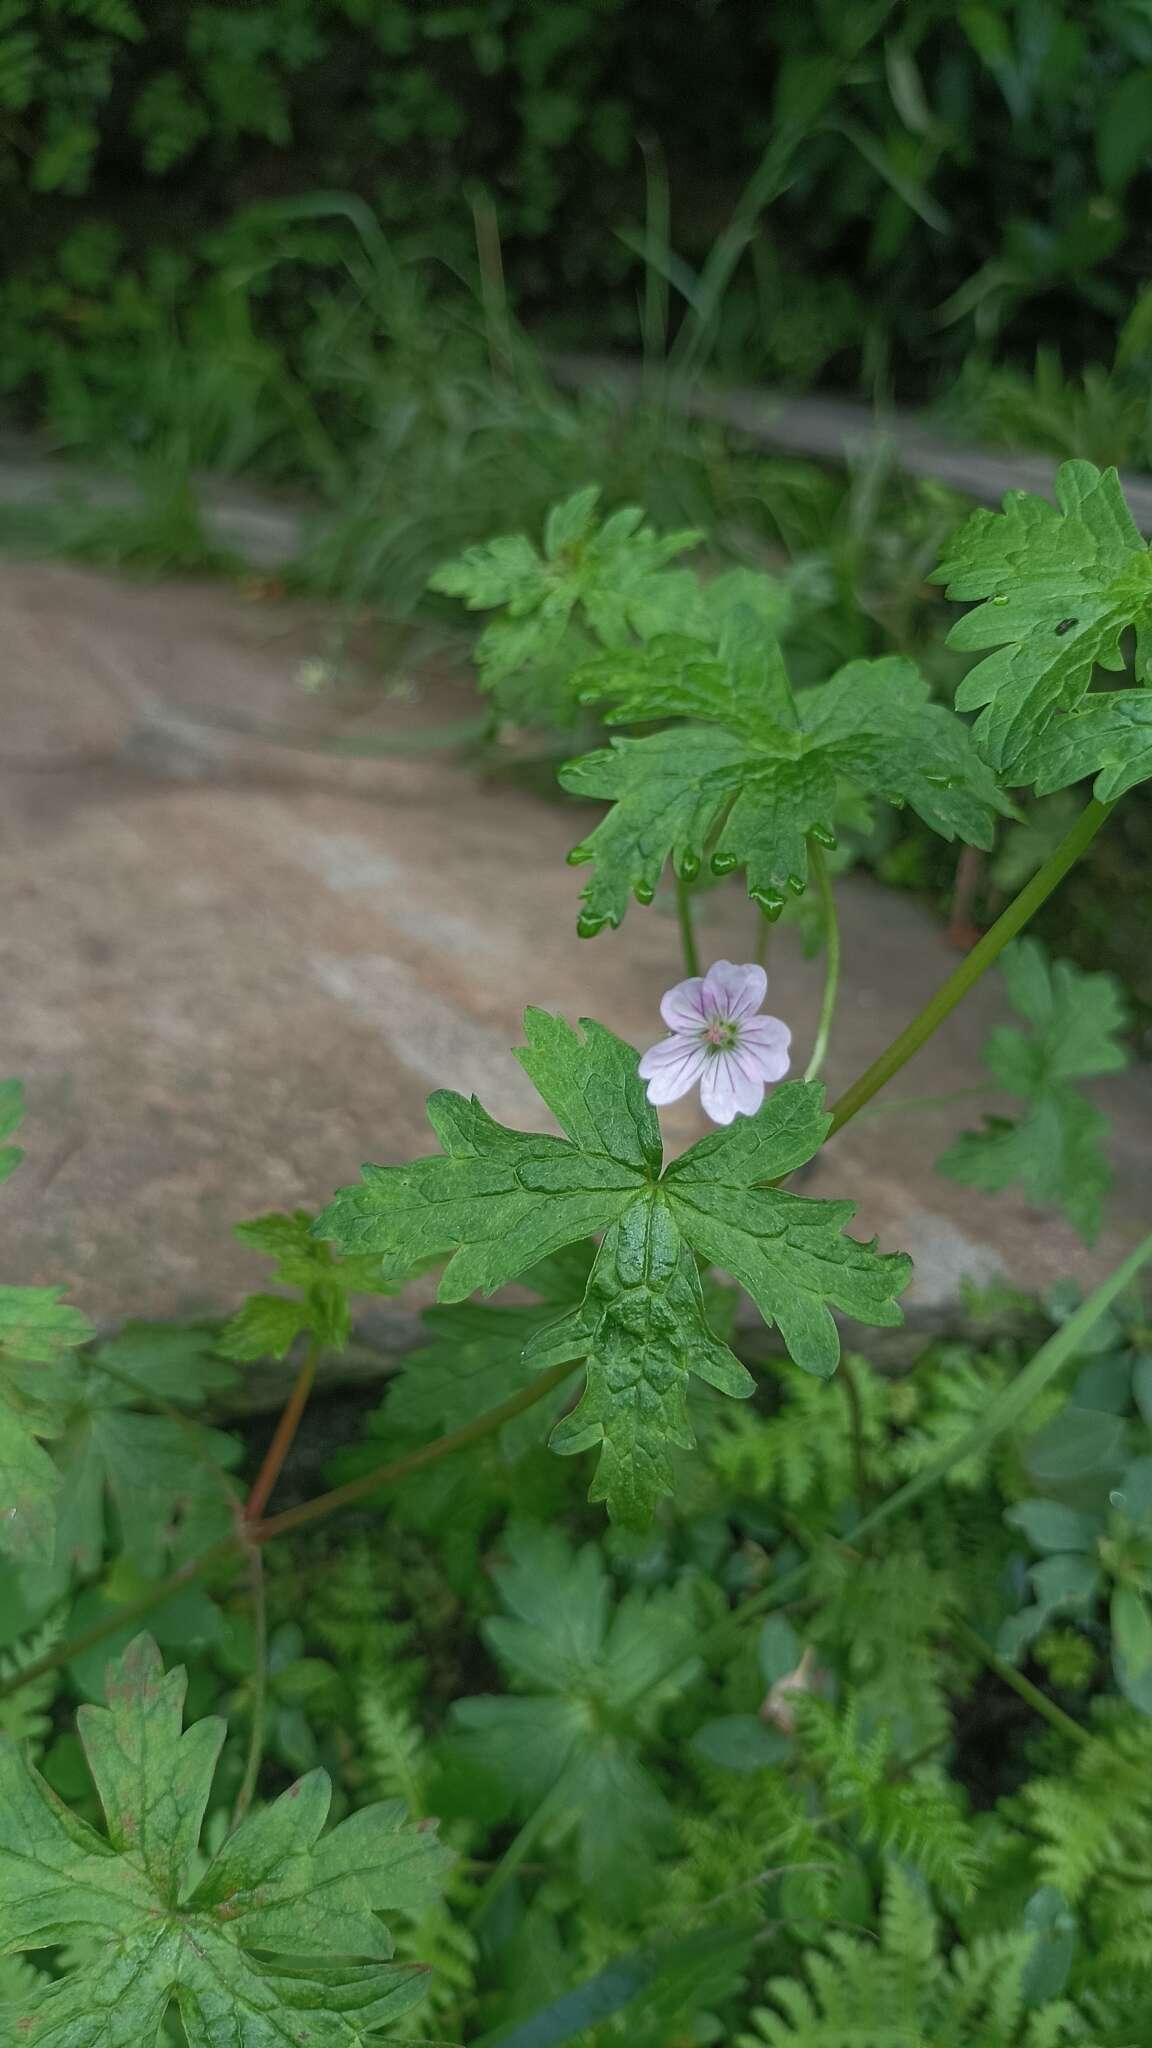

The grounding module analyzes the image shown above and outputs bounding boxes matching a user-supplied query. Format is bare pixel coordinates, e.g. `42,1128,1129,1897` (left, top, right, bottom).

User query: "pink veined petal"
639,1034,695,1076
725,1044,769,1115
639,1038,708,1105
701,959,768,1022
739,1016,792,1081
659,976,709,1032
699,1051,743,1125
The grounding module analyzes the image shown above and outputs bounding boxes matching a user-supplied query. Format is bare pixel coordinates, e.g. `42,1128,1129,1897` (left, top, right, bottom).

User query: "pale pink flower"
638,960,791,1126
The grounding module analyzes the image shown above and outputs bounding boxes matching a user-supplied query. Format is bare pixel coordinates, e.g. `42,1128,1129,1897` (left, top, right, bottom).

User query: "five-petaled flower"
638,960,791,1125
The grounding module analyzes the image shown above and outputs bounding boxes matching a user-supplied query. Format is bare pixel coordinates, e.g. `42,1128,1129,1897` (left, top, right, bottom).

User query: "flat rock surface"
2,559,1149,1332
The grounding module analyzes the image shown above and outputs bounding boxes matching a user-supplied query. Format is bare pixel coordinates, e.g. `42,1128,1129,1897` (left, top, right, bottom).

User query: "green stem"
826,797,1113,1138
754,908,772,972
675,872,701,979
838,1355,872,1512
949,1612,1088,1746
230,1545,269,1829
0,1538,242,1704
857,1085,991,1121
803,841,840,1083
253,1355,580,1541
692,1227,1152,1673
0,1358,583,1704
468,1781,567,1924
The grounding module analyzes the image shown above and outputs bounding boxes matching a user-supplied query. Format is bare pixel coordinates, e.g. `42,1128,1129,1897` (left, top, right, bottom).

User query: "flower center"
701,1015,739,1051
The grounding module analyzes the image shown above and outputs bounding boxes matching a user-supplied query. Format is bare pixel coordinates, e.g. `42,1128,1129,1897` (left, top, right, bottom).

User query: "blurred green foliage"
4,0,1152,453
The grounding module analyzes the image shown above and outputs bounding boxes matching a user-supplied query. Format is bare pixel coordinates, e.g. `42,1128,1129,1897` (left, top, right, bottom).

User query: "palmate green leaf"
316,1012,911,1522
46,1323,242,1582
1027,688,1152,803
0,1285,93,1566
451,1523,697,1899
428,486,702,713
0,1078,23,1183
938,940,1128,1242
933,459,1152,784
337,1292,591,1503
0,1634,451,2047
563,645,1010,931
526,1206,754,1526
220,1209,409,1361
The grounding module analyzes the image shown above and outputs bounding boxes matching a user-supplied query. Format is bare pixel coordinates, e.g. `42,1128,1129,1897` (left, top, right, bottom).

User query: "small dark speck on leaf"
1055,618,1078,635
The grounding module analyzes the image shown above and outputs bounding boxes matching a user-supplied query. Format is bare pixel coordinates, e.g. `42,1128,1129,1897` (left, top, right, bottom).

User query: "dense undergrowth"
6,0,1152,418
4,460,1152,2040
4,1272,1152,2044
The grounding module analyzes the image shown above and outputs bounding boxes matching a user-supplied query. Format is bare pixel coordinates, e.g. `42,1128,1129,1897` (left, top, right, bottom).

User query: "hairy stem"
0,1358,583,1703
826,796,1113,1137
676,871,701,978
244,1338,322,1524
230,1545,269,1828
803,841,841,1083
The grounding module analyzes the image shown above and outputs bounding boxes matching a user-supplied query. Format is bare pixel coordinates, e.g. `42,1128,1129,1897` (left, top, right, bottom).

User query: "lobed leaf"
563,653,1010,932
0,1285,92,1565
934,459,1152,783
318,1023,910,1521
938,940,1128,1242
0,1635,450,2046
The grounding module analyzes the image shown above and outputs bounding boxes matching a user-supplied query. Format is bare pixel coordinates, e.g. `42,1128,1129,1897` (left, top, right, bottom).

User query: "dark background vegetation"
8,0,1152,444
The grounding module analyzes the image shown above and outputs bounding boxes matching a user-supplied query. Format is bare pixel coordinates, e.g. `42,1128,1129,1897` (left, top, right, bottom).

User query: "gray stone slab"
550,355,1152,530
2,560,1149,1338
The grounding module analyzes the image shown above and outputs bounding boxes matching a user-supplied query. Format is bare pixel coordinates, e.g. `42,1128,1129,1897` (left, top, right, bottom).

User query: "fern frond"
1021,1710,1152,1976
707,1358,888,1514
797,1698,978,1893
358,1683,426,1816
739,1862,1087,2046
390,1899,478,2025
0,1615,66,1755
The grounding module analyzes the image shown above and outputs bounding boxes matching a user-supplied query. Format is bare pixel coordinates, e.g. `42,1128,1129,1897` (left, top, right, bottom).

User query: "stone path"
4,367,1152,578
551,357,1152,534
2,560,1149,1340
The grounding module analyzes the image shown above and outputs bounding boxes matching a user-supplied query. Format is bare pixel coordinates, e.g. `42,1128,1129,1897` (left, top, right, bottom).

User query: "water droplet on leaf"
811,822,837,849
710,850,739,875
567,845,593,866
676,850,701,882
788,873,806,896
750,886,787,921
633,879,655,904
577,910,610,939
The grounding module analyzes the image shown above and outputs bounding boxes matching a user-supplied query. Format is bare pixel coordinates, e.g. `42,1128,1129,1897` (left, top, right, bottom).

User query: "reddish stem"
244,1342,320,1524
252,1356,580,1545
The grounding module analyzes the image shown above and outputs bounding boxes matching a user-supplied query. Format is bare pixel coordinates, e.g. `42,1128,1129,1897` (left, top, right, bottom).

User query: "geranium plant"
3,463,1152,2043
